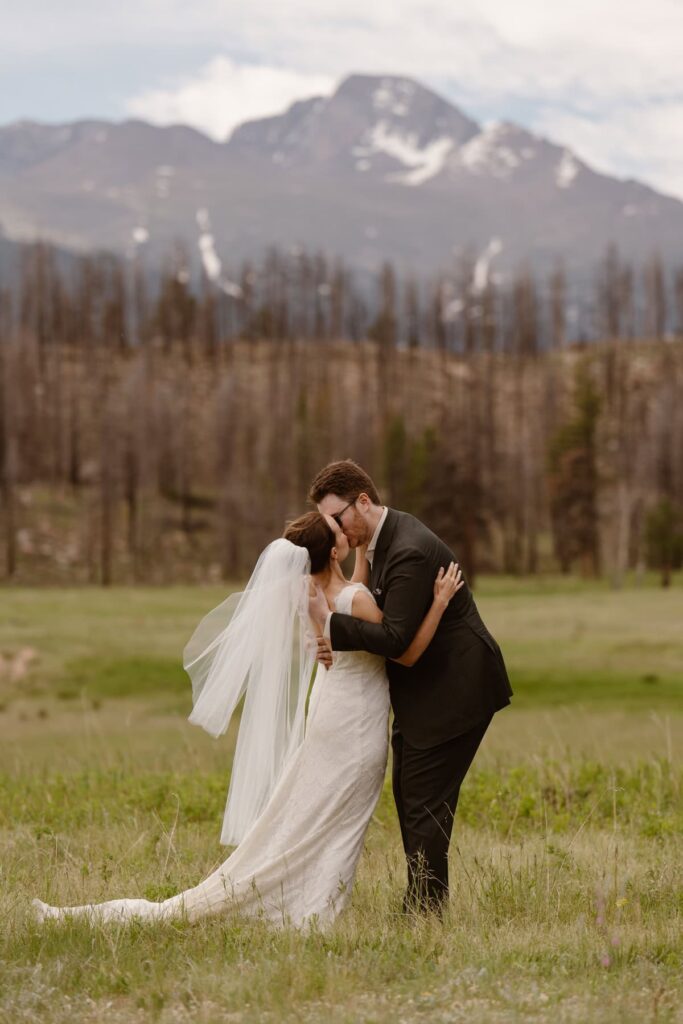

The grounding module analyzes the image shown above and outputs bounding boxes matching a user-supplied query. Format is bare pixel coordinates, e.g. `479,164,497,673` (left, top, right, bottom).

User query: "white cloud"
125,57,334,140
532,101,683,199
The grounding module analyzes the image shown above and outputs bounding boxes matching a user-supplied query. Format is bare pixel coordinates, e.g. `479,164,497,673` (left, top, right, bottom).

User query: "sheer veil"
184,538,315,845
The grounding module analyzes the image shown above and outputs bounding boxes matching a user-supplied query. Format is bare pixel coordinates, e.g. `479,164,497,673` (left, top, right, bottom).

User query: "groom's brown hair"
309,460,381,505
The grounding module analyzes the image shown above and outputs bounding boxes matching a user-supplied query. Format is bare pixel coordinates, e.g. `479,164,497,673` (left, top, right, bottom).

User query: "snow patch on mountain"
458,123,528,178
196,208,221,280
355,120,454,185
221,279,244,298
195,208,243,296
556,150,579,188
199,235,221,280
442,297,464,323
390,138,454,186
155,165,174,200
372,78,416,118
473,238,503,292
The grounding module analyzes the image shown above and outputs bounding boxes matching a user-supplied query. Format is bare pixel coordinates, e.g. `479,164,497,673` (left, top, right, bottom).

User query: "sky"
2,0,683,200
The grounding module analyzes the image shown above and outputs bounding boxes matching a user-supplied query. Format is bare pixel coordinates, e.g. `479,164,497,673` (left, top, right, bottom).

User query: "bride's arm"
350,562,463,667
350,543,370,585
396,564,462,666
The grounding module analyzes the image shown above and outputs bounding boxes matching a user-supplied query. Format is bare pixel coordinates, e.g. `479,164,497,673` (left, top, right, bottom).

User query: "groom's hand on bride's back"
315,636,333,668
304,631,333,668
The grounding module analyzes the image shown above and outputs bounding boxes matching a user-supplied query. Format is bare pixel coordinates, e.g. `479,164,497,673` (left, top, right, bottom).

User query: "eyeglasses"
332,497,358,529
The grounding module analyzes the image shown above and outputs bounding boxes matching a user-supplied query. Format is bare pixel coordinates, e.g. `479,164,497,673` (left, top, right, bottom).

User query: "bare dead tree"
404,276,420,350
673,266,683,340
596,243,622,340
644,252,667,340
549,261,566,349
3,238,683,586
0,291,18,577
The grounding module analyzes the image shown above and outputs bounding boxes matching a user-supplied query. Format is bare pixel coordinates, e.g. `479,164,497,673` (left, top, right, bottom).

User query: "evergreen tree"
548,363,601,575
646,498,683,587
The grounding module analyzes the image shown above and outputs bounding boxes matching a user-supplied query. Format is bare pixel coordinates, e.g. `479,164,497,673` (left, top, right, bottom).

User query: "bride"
33,512,462,929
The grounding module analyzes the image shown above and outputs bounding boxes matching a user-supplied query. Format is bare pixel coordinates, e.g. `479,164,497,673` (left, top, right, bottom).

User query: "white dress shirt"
365,505,388,570
323,507,387,640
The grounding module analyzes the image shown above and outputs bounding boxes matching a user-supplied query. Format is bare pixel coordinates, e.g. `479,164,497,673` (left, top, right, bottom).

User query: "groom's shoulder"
390,509,440,549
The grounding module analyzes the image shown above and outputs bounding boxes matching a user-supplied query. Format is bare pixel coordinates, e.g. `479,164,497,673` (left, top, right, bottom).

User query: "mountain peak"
2,72,682,284
332,72,479,137
227,72,479,184
334,72,424,105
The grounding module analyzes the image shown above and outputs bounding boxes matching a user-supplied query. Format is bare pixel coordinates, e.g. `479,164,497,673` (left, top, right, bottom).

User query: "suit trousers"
391,714,492,913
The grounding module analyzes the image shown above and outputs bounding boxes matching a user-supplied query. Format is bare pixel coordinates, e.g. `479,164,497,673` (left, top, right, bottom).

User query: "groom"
308,459,512,914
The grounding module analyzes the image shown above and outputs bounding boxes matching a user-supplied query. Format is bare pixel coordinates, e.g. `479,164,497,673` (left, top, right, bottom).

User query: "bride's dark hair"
283,512,335,573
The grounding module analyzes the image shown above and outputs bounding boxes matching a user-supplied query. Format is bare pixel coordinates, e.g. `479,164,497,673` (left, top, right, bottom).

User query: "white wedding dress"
34,584,390,930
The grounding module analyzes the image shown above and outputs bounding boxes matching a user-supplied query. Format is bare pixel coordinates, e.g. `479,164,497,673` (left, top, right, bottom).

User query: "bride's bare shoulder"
349,586,382,624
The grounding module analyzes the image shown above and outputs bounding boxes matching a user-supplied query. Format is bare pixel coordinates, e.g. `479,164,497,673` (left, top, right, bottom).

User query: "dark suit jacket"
329,509,512,748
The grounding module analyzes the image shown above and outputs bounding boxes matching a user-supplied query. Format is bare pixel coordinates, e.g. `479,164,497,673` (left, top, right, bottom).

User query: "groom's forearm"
330,549,434,659
330,612,412,659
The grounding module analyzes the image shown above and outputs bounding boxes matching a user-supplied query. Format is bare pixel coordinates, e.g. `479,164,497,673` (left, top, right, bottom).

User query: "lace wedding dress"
34,584,389,930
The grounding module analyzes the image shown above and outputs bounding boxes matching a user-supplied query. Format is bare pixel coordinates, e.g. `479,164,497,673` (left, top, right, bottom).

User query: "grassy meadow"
0,577,681,1023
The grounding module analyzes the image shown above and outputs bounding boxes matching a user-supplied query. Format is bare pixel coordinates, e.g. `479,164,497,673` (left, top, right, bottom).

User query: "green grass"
1,733,680,1024
1,578,681,709
59,655,189,700
0,581,681,1022
0,748,680,839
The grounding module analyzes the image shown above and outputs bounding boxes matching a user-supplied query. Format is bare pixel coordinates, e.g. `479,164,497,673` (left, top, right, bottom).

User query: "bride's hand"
433,562,463,608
